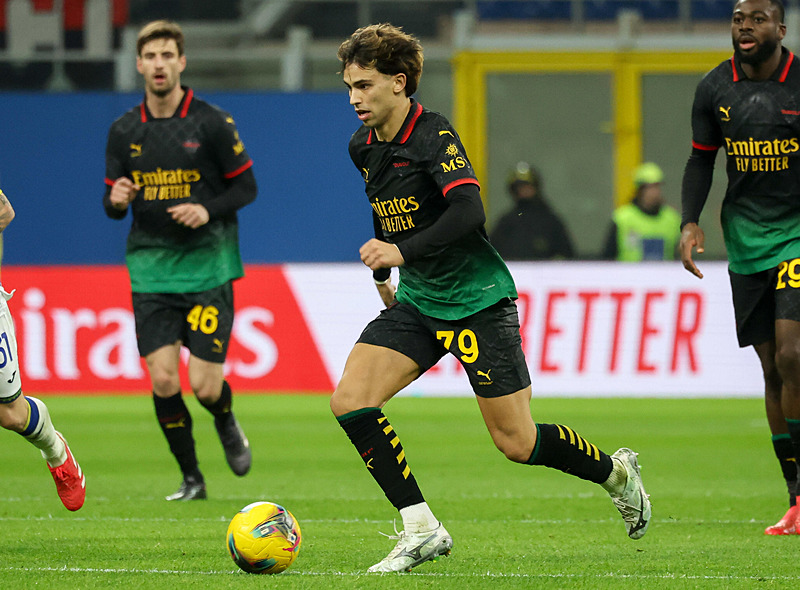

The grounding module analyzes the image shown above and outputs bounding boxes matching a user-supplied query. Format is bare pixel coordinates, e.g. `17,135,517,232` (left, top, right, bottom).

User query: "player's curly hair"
137,20,185,57
337,23,424,97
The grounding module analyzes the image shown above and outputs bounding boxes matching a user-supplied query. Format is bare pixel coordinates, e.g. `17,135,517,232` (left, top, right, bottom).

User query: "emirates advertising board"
3,262,762,397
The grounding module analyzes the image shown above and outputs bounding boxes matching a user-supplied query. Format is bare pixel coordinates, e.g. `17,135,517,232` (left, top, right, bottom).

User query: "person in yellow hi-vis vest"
601,162,681,261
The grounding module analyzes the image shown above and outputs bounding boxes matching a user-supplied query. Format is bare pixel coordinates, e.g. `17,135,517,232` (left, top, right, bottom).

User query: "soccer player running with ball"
103,21,256,501
331,23,652,573
681,0,800,535
0,189,85,511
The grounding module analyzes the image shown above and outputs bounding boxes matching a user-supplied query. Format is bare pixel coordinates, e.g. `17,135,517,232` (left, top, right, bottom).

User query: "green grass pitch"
0,394,798,589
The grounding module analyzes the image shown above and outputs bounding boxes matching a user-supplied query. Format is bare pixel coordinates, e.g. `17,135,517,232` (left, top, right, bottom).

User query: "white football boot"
609,448,651,539
367,522,453,573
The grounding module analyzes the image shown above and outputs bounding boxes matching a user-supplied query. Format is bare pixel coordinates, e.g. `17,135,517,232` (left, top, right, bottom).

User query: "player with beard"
681,0,800,534
104,20,256,501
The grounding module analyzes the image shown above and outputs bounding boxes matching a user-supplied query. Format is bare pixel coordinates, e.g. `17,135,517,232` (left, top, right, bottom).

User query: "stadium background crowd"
0,0,780,262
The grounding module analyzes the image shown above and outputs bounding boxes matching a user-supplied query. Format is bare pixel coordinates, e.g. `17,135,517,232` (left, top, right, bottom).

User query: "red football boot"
48,432,86,511
764,505,798,535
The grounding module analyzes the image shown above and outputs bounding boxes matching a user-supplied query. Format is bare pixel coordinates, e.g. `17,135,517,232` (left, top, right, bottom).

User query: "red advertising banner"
2,261,764,398
3,265,333,394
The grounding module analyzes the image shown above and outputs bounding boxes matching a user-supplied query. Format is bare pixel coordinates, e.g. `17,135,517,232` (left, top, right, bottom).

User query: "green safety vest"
613,203,681,261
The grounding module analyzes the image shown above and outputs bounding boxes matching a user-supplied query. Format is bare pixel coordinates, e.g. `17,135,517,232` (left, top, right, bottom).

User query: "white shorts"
0,287,22,402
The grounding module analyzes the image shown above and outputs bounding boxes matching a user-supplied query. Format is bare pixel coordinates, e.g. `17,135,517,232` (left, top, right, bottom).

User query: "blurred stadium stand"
475,0,737,21
0,0,782,91
2,0,796,261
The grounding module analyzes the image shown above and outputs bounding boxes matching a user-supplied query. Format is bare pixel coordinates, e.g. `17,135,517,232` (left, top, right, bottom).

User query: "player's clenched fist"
109,177,140,210
359,238,404,270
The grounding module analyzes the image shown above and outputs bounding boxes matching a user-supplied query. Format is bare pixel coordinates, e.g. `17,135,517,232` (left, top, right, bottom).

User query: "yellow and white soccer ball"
226,501,302,574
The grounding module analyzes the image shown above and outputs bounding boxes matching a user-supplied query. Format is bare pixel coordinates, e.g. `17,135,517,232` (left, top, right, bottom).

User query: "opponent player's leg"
0,290,85,511
146,342,205,501
332,342,451,573
188,356,251,476
754,340,798,534
0,394,85,510
184,281,250,476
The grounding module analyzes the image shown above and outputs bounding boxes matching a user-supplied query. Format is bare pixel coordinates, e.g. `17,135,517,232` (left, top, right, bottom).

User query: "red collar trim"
397,101,423,144
779,51,795,82
139,87,193,121
365,100,423,145
179,88,193,117
731,50,794,83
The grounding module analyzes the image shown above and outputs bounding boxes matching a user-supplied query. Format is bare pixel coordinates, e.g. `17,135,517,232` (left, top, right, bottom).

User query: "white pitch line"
2,566,800,580
0,515,776,525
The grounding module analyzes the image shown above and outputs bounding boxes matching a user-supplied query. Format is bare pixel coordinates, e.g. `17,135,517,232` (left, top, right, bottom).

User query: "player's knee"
188,372,224,403
151,376,179,396
494,437,534,464
149,365,180,395
187,360,225,403
329,388,350,417
330,386,370,417
193,383,220,404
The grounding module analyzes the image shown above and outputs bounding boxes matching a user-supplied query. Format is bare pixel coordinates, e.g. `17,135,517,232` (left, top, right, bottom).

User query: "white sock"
23,396,66,467
399,502,439,533
600,457,628,495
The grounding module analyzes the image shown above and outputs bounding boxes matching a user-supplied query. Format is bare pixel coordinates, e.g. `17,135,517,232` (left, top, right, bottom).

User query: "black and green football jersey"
348,99,517,320
104,87,253,293
691,48,800,274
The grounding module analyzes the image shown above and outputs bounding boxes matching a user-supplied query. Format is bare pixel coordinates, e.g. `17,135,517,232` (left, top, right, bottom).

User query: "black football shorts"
132,281,234,363
357,297,531,398
729,259,800,347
